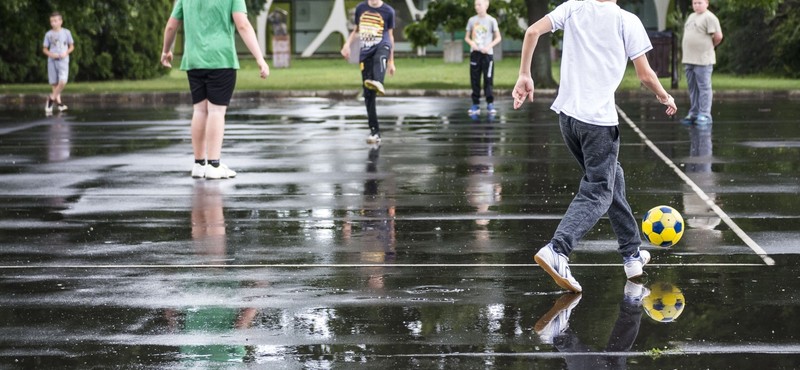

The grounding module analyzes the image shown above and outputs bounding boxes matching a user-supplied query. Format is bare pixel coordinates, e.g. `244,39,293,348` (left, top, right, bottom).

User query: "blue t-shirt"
354,2,394,61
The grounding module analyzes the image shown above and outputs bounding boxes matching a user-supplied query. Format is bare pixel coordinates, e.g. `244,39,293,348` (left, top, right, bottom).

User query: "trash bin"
646,30,678,89
269,9,290,68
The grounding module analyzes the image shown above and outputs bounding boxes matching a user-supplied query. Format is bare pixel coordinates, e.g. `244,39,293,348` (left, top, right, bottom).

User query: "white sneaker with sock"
623,280,651,305
205,163,237,179
534,243,582,293
191,163,207,178
534,293,582,344
623,250,651,279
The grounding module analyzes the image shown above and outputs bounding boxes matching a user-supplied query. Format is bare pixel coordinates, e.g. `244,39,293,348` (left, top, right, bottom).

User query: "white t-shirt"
547,0,652,126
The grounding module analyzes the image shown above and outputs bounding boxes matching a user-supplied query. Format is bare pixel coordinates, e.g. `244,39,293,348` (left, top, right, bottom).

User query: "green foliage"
403,0,528,50
403,22,440,50
244,0,270,15
770,0,800,77
488,0,527,40
711,0,800,76
428,0,473,40
0,0,173,83
725,0,784,11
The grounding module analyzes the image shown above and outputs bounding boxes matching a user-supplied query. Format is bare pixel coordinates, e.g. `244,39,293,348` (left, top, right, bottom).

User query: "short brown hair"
50,12,62,19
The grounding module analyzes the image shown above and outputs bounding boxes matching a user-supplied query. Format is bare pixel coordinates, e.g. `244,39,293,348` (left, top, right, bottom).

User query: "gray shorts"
47,58,69,85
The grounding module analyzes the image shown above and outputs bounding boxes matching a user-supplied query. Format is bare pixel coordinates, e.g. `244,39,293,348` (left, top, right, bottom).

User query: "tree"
403,0,472,50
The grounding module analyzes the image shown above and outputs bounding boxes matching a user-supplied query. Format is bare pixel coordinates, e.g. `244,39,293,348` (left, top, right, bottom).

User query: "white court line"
0,263,766,269
616,105,775,266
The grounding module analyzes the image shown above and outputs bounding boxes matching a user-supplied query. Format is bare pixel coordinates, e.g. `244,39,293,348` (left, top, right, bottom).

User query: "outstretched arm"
512,16,552,109
161,17,181,68
632,55,676,115
233,12,269,78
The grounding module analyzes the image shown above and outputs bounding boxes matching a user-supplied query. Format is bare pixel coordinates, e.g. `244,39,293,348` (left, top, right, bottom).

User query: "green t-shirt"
171,0,247,70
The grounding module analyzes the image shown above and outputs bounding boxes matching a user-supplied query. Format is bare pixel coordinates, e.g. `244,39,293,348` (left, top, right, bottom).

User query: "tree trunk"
526,0,557,88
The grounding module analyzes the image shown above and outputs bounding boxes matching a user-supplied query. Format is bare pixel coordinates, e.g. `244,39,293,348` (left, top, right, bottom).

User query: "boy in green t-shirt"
161,0,269,179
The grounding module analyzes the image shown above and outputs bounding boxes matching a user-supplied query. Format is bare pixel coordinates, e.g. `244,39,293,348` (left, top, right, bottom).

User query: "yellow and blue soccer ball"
642,205,684,247
643,283,686,323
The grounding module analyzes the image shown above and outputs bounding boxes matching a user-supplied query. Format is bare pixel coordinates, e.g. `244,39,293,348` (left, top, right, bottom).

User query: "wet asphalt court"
0,96,799,369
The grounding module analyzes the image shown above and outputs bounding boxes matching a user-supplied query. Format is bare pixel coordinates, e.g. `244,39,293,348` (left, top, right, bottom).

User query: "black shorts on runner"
187,69,237,106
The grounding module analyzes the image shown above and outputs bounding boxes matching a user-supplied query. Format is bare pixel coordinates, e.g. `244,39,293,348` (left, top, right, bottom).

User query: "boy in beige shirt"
681,0,723,125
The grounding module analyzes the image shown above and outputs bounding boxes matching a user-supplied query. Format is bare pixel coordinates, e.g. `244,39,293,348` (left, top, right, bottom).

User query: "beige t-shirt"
682,11,721,65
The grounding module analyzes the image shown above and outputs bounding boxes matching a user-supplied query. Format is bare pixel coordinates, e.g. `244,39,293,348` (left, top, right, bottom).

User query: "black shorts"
187,69,237,106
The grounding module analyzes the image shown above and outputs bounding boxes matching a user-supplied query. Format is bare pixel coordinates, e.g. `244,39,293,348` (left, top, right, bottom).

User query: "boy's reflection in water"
47,114,71,162
164,181,262,362
682,124,722,246
362,144,396,289
342,144,396,289
342,143,397,289
466,114,501,240
535,282,648,370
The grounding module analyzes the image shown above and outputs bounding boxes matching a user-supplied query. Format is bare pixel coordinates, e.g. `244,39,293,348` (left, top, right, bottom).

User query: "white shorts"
47,58,69,85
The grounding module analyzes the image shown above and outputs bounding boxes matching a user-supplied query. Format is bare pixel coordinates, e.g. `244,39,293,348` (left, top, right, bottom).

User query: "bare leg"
191,100,209,160
206,102,228,160
52,81,67,104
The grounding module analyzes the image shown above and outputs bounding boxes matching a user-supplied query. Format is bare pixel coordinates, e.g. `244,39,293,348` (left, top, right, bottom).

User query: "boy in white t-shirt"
513,0,677,293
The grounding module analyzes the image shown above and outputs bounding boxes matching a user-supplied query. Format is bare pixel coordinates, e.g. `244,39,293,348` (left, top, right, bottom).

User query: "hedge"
0,0,173,83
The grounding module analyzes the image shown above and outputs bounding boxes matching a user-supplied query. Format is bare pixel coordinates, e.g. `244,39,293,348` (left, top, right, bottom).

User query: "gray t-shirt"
682,11,721,65
43,29,74,62
466,15,498,55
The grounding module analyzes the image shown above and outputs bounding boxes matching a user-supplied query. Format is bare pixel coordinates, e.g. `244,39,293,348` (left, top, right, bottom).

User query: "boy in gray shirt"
43,12,74,113
680,0,722,125
465,0,501,115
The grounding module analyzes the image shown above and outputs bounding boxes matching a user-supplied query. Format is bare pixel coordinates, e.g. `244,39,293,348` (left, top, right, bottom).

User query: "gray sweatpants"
551,113,641,258
685,64,713,117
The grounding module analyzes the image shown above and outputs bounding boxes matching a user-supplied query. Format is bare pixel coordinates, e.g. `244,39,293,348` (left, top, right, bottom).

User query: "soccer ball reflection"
643,283,686,323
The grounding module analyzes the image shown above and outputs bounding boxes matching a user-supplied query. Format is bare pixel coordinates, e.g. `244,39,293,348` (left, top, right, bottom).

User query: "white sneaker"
534,293,582,344
534,243,582,292
191,163,207,178
623,281,650,305
45,98,54,113
364,80,386,97
205,163,237,179
623,250,651,279
57,103,68,112
366,133,381,144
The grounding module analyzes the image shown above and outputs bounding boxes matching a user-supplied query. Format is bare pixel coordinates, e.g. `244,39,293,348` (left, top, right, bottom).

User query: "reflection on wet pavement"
1,97,800,368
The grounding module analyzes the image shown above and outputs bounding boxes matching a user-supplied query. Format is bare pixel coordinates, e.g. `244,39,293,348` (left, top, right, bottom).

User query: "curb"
1,89,799,106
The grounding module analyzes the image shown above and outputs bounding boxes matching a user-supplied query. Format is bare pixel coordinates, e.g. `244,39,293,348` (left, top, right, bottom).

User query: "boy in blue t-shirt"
341,0,396,144
42,12,74,113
